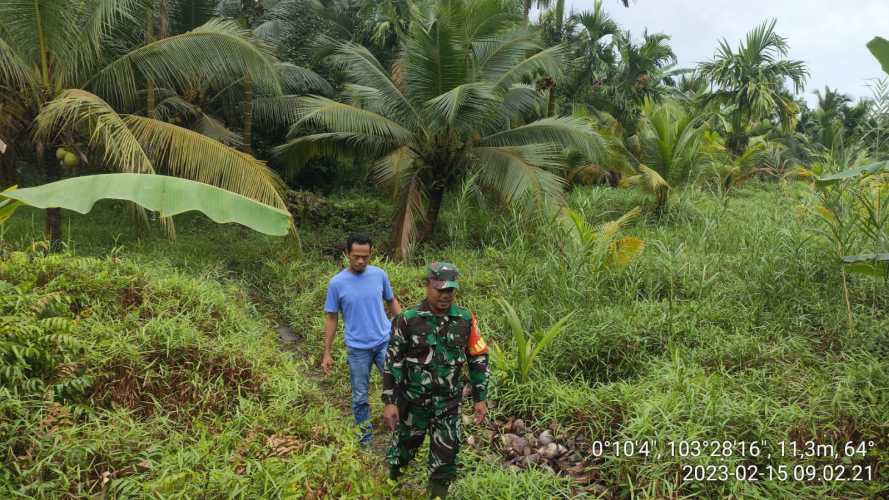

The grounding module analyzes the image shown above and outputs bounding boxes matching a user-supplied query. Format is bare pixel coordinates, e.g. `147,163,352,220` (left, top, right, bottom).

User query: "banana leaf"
842,253,889,278
0,174,292,236
814,161,889,187
867,37,889,76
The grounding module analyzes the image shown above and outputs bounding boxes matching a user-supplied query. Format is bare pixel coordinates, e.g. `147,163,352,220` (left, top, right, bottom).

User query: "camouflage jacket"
382,301,489,412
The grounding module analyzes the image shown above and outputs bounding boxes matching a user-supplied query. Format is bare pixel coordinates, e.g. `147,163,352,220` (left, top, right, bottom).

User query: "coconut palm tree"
276,0,605,258
633,98,712,185
0,1,290,247
699,19,808,155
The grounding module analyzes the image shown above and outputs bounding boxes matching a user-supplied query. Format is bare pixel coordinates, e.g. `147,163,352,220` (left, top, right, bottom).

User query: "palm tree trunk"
420,182,445,241
547,84,557,117
243,74,253,155
523,0,531,20
553,0,565,40
37,142,62,249
145,0,168,119
1,146,15,186
158,0,169,38
146,2,156,117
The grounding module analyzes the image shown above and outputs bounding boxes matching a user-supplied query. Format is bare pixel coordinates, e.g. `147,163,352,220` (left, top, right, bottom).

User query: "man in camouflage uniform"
382,262,490,499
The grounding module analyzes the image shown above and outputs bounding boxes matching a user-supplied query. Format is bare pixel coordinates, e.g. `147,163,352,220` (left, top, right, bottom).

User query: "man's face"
426,282,456,312
346,243,371,273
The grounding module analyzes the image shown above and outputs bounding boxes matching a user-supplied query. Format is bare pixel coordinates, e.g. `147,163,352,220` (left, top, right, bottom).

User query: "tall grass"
3,181,888,497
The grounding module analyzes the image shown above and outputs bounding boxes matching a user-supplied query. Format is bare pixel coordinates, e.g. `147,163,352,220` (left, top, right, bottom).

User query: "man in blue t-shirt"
322,232,401,445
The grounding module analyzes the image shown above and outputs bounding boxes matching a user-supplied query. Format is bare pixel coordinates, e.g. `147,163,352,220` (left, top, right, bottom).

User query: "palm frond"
479,116,607,163
610,236,645,265
474,30,542,82
0,0,77,73
89,18,281,110
621,165,670,209
274,132,398,170
293,96,415,143
402,7,468,102
493,44,567,91
193,113,242,147
598,205,641,241
122,115,286,210
277,63,333,95
34,89,154,174
0,36,40,101
372,146,420,195
331,41,422,130
154,94,197,121
424,83,498,129
475,144,566,205
252,95,304,131
501,84,546,119
58,0,144,87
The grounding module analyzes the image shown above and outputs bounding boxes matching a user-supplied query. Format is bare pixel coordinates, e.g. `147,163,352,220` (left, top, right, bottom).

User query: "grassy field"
2,181,887,498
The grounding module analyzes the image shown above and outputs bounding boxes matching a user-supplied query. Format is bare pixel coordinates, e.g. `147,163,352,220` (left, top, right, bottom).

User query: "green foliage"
565,20,678,133
1,174,293,237
0,249,394,497
813,160,889,278
632,99,711,185
866,36,889,76
0,2,290,239
276,0,606,259
490,298,574,384
559,205,645,270
5,181,889,498
699,19,808,154
0,276,88,399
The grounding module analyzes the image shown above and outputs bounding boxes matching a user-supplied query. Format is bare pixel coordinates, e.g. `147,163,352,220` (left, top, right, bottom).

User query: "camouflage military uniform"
382,301,490,483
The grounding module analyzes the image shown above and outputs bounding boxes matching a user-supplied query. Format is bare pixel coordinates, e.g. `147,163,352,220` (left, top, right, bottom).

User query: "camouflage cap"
427,261,460,290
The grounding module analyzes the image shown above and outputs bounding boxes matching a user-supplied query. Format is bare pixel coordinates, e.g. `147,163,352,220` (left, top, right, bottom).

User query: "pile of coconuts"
462,406,608,496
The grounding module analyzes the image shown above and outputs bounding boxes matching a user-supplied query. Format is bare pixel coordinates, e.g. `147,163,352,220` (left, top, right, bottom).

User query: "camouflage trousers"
386,401,461,482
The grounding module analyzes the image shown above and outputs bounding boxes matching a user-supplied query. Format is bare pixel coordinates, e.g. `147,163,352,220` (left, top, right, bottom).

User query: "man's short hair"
346,232,373,253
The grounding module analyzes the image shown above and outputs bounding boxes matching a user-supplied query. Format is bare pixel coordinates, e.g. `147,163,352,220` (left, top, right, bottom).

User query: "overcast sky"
538,0,889,106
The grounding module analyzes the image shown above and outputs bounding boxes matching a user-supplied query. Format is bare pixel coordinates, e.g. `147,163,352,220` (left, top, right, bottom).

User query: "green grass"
2,182,888,498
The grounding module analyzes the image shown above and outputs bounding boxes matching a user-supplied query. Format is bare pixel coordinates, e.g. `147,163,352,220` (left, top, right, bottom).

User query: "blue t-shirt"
324,265,395,349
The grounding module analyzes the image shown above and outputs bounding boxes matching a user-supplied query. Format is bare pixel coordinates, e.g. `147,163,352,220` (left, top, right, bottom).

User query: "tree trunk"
523,0,531,20
146,2,156,117
38,143,62,250
553,0,565,40
0,146,16,186
547,84,557,117
243,74,253,155
158,0,169,38
420,182,445,242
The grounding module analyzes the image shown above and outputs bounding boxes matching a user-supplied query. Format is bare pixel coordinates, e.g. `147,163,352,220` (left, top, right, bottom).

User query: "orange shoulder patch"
466,314,488,356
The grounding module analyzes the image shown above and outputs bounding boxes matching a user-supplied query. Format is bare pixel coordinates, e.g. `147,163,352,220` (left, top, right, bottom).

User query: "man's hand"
321,352,333,375
473,401,487,425
383,404,400,432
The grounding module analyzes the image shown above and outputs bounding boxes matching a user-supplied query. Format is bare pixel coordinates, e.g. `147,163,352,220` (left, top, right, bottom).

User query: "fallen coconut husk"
512,418,526,434
538,429,554,446
475,411,614,496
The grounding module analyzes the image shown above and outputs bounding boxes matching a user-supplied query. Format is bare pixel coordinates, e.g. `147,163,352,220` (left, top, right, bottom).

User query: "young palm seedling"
490,298,575,384
559,205,646,272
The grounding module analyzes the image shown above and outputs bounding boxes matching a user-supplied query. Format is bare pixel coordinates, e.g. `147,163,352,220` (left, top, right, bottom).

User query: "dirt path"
272,325,608,498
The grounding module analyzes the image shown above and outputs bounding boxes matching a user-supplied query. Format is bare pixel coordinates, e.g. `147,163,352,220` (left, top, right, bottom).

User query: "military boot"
388,465,402,481
427,479,450,499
